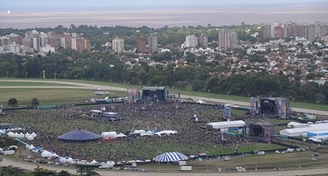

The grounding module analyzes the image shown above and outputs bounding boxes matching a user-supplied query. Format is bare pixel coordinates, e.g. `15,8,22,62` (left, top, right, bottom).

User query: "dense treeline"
0,53,327,104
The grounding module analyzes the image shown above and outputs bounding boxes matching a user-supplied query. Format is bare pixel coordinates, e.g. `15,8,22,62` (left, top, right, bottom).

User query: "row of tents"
101,130,179,139
6,132,37,140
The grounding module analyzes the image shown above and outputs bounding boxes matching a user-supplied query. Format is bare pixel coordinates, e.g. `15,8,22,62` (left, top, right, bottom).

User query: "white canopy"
287,121,308,128
67,157,74,164
90,110,102,113
28,145,35,150
41,151,53,158
91,159,99,165
140,131,154,137
133,130,146,134
206,120,246,130
101,131,117,138
59,157,67,163
155,130,178,136
31,132,37,137
103,112,117,115
116,133,126,138
280,123,328,137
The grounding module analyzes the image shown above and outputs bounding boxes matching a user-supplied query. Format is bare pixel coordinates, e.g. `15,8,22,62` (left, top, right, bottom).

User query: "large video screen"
143,90,165,101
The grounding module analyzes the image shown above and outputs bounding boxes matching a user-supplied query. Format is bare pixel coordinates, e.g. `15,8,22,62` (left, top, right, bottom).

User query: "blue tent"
58,129,101,141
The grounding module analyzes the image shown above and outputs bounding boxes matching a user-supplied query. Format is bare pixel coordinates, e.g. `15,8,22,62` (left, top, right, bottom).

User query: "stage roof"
206,120,246,129
142,86,166,90
58,129,101,141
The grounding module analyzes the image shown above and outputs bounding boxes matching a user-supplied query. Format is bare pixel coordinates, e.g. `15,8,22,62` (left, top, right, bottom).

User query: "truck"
179,165,192,171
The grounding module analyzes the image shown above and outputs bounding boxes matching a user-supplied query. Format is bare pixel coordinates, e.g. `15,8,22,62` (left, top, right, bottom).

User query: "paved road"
1,79,327,115
2,158,328,176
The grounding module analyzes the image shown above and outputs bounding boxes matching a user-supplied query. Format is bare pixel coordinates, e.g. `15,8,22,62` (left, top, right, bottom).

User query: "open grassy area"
126,151,328,173
5,78,328,111
0,88,125,107
0,81,73,87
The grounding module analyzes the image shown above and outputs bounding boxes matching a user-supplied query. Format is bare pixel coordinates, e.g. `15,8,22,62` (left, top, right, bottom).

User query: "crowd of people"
0,101,262,162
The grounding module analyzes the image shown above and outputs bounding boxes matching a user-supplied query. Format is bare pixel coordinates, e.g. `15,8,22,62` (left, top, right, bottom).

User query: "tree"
315,93,326,104
58,170,71,176
33,168,57,176
76,164,99,176
31,97,40,106
8,98,18,106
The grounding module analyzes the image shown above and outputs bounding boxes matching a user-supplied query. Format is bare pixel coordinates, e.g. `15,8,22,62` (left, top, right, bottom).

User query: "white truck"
179,166,192,171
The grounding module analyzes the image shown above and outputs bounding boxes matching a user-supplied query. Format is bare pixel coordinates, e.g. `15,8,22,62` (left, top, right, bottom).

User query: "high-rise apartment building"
148,35,158,53
274,25,284,39
305,25,315,42
136,37,146,53
261,24,272,39
229,32,238,48
198,33,208,48
185,35,198,48
295,24,306,38
218,29,238,48
112,38,124,53
218,29,230,48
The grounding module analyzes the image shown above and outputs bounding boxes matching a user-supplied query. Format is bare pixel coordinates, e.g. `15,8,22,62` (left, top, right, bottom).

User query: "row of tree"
1,53,327,104
8,98,39,107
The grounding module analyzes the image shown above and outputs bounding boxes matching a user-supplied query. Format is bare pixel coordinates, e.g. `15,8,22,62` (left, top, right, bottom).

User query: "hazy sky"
2,0,328,11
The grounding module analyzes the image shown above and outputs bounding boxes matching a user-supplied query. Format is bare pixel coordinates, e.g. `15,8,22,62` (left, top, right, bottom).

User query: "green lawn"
0,88,125,107
4,78,328,111
0,81,73,86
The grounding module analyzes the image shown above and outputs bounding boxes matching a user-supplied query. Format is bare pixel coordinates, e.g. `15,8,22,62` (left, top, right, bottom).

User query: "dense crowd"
0,101,261,162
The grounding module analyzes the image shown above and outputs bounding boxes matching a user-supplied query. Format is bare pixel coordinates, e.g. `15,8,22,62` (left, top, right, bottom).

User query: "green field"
0,81,73,86
0,88,125,106
56,79,328,111
2,78,328,111
108,151,328,173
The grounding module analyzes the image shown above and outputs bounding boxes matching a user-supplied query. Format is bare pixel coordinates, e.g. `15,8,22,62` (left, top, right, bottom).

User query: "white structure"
41,44,55,53
112,38,124,53
185,35,198,48
206,120,246,130
148,35,158,53
280,123,328,137
287,121,309,128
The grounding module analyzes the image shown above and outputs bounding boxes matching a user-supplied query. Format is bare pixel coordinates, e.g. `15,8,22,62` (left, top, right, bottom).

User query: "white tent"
31,132,37,138
26,135,35,140
101,131,117,138
59,157,67,163
155,130,178,136
67,157,74,164
91,159,99,165
133,130,146,134
280,123,328,137
41,151,53,158
18,132,24,138
28,145,35,150
140,131,154,137
206,120,246,130
116,133,126,138
287,122,308,128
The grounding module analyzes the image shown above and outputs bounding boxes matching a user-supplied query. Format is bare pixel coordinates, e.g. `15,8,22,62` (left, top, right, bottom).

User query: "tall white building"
185,35,198,48
218,29,230,48
218,29,238,48
112,38,124,53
